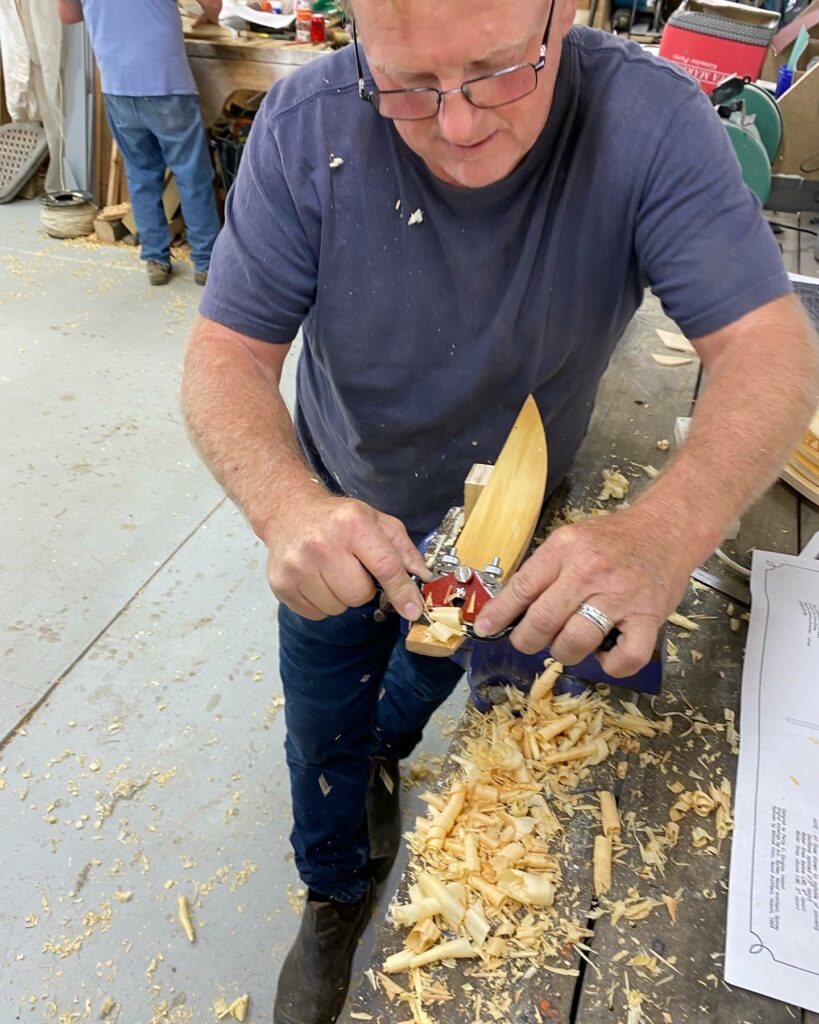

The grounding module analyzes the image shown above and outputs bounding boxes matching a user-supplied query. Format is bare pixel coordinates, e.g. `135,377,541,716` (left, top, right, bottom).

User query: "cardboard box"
761,0,819,81
773,62,819,180
659,0,780,93
574,0,612,31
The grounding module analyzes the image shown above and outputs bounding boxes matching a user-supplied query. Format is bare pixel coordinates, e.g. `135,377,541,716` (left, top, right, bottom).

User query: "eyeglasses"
352,5,555,122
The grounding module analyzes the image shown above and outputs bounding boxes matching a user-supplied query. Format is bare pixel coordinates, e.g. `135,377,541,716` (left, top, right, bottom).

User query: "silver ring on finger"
576,602,615,636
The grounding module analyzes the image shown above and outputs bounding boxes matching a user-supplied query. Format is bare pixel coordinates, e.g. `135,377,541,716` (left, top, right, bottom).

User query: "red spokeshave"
421,551,505,627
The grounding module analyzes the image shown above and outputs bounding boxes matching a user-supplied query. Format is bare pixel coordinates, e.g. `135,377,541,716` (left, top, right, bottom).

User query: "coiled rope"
39,190,97,239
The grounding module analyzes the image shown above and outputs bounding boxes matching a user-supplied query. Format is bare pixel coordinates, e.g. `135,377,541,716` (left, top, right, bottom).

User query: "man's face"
355,0,575,188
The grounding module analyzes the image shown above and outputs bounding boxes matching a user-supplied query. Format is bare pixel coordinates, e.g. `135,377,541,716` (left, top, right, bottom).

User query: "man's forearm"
181,320,326,540
196,0,222,22
633,294,819,561
57,0,84,24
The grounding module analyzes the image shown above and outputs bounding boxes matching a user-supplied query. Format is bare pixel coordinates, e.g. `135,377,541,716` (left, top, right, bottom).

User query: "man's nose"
436,88,485,146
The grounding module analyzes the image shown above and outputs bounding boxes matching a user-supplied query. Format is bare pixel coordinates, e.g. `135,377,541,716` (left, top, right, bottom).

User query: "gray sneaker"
194,269,208,286
146,261,171,286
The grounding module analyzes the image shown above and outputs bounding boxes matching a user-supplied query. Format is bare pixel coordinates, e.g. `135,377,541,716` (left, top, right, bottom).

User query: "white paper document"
725,543,819,1010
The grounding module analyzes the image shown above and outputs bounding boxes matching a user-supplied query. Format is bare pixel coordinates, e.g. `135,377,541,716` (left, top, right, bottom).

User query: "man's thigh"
141,95,209,172
373,638,464,760
278,599,401,765
102,96,164,178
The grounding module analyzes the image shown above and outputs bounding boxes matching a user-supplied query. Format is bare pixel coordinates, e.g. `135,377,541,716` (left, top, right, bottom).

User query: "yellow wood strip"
406,396,548,657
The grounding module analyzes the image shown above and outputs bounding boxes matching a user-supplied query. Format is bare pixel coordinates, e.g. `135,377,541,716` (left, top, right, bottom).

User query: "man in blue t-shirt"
182,0,819,1019
57,0,222,286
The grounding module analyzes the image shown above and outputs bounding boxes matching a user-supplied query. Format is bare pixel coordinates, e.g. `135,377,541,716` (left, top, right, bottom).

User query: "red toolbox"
659,0,780,94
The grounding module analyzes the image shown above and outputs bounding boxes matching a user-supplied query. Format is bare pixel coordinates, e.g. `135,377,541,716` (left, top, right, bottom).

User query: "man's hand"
264,494,430,622
56,0,84,25
194,0,222,25
474,509,690,677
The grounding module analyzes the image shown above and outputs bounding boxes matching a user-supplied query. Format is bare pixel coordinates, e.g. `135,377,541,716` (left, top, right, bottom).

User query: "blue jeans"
103,94,220,272
279,600,463,903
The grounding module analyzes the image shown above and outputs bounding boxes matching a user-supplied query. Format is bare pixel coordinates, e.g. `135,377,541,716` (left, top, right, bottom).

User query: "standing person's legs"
102,95,171,268
146,95,221,274
278,599,401,903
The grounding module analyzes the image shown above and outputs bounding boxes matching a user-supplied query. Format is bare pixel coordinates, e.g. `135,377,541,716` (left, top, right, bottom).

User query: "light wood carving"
463,463,494,522
780,406,819,507
781,460,819,507
406,396,548,657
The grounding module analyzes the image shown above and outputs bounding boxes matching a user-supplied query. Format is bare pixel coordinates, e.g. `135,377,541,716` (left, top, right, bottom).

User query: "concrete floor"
0,200,462,1024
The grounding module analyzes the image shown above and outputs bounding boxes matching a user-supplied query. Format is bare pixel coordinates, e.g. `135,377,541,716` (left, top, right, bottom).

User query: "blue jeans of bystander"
103,94,220,272
279,599,463,903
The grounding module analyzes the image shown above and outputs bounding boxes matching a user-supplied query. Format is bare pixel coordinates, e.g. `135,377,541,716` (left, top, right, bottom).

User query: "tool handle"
372,575,424,622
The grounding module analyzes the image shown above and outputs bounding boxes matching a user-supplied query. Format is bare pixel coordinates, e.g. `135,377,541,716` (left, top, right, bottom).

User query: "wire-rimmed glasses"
352,4,555,122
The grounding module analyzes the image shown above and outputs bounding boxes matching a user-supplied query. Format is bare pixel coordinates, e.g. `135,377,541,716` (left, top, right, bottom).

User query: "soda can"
310,13,326,43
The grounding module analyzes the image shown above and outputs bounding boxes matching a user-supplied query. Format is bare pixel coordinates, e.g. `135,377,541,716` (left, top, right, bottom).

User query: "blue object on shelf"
775,63,794,97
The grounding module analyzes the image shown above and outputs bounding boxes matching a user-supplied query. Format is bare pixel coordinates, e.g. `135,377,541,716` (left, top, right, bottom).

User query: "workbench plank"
552,295,700,513
721,480,800,566
343,295,704,1023
575,436,804,1020
799,497,819,551
573,583,804,1024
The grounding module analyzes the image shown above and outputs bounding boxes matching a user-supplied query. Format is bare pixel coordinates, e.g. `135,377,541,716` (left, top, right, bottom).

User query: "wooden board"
456,397,547,576
186,33,328,125
797,437,819,469
405,396,547,658
781,460,819,506
791,450,819,486
463,463,494,523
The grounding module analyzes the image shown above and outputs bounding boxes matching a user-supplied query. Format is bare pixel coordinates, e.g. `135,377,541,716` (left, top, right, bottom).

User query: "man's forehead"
368,32,534,74
356,0,548,72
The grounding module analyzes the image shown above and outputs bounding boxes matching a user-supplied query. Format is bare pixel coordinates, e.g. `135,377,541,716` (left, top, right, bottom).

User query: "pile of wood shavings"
378,660,682,1022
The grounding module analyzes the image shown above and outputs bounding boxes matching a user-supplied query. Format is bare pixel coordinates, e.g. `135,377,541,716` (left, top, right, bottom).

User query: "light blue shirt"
76,0,197,96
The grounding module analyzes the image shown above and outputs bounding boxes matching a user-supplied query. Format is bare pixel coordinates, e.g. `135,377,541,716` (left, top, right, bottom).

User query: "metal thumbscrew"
482,556,504,581
440,546,461,570
453,564,473,583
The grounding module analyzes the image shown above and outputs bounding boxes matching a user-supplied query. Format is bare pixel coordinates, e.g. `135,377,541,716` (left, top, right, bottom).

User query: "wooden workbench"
181,12,331,125
340,287,819,1024
91,12,331,204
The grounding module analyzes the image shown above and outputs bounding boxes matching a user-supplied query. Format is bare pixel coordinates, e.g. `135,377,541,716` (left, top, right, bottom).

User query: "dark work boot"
367,756,401,885
146,260,171,286
273,880,376,1024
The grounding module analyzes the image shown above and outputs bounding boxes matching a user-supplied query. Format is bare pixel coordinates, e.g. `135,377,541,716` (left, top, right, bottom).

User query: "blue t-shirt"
75,0,197,96
200,28,791,542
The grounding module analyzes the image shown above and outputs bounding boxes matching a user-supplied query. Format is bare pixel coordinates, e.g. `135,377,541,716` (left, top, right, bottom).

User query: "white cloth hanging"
0,0,37,121
17,0,66,190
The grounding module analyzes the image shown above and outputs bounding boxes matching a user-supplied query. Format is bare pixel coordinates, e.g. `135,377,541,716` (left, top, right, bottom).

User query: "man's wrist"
629,474,729,568
250,473,330,546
